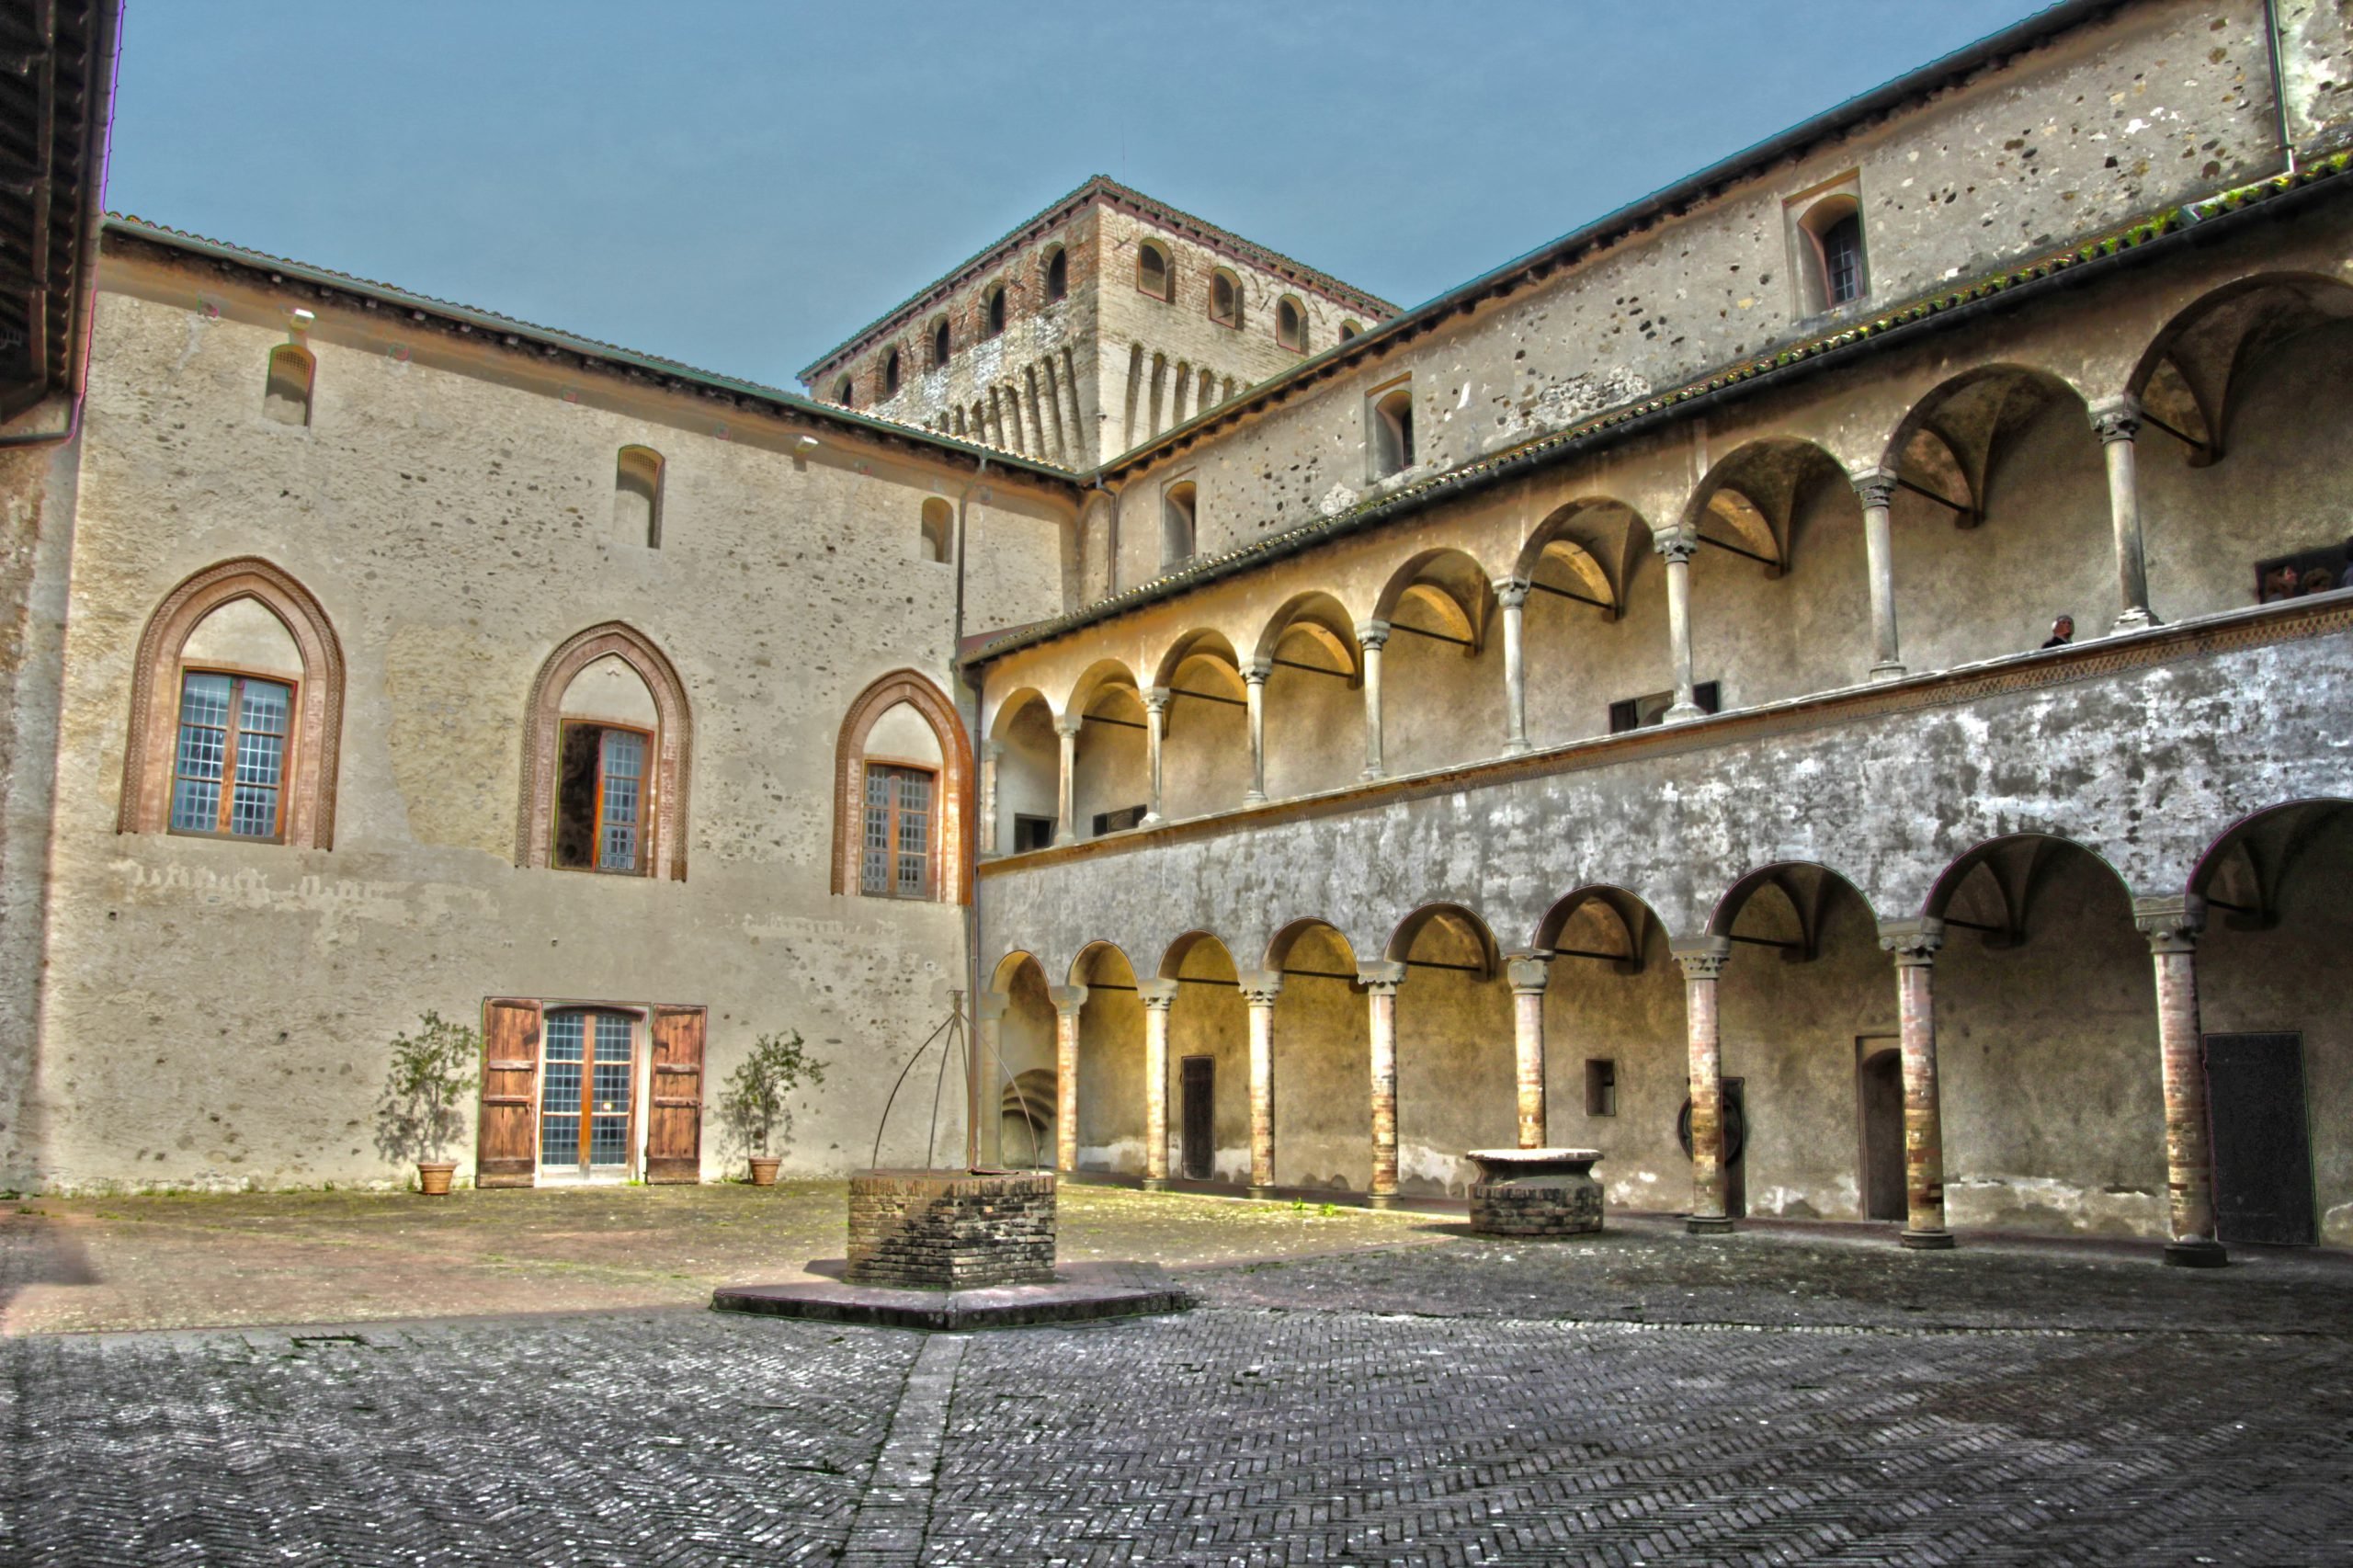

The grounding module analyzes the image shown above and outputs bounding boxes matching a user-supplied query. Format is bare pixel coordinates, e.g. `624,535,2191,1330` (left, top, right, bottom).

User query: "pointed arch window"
518,624,693,881
121,558,347,850
983,283,1008,337
833,670,972,903
883,348,903,397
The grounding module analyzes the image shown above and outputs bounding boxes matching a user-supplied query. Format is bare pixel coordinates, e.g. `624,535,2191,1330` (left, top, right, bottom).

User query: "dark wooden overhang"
0,0,118,421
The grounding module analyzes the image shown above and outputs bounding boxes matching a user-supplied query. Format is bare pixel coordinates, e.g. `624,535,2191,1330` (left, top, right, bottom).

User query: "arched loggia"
1253,593,1364,801
1514,499,1664,746
1158,930,1246,1185
1528,885,1684,1211
1262,918,1370,1190
1385,902,1510,1196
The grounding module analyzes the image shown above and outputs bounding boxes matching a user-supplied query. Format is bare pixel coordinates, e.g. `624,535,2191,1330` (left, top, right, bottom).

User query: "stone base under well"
847,1168,1055,1289
1467,1148,1606,1237
712,1260,1189,1331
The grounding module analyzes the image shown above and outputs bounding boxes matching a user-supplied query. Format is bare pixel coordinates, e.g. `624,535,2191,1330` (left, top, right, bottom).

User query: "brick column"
1676,941,1734,1233
1049,984,1087,1175
1051,716,1079,845
1495,577,1531,756
2092,397,2159,631
1137,978,1177,1189
1242,660,1270,806
1506,954,1549,1148
1879,919,1952,1248
973,990,1007,1165
1239,971,1282,1197
2135,896,2227,1267
1356,620,1390,780
1359,960,1404,1208
1141,688,1169,827
1657,531,1704,722
1851,468,1905,681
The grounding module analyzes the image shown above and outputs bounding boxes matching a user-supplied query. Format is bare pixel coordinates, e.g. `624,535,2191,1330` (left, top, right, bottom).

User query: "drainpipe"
1094,476,1120,599
2264,0,2297,176
953,455,988,1170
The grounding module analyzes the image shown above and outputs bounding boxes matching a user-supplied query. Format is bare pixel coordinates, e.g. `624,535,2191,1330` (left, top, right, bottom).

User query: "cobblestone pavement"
8,1210,2353,1564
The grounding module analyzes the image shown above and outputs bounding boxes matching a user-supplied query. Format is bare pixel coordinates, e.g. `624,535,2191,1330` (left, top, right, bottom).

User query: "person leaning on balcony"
2040,615,2075,649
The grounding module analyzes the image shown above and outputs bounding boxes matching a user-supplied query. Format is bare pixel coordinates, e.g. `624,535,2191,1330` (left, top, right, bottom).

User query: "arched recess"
1262,916,1370,1190
1706,861,1894,1222
987,951,1057,1167
2185,799,2353,1245
1514,498,1666,746
1065,658,1148,838
1529,884,1684,1208
830,668,972,901
1068,941,1145,1174
1253,591,1362,801
1159,929,1246,1184
119,557,347,850
2127,275,2353,619
1682,438,1864,705
517,623,693,881
1152,629,1250,819
987,687,1058,853
1387,902,1509,1193
1374,549,1504,777
1878,364,2106,670
1920,831,2166,1237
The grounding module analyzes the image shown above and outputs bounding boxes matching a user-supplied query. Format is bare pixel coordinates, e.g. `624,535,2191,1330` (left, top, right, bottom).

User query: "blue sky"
108,1,2052,391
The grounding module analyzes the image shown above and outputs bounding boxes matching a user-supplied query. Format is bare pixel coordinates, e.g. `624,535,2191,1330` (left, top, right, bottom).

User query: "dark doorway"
1858,1040,1904,1221
1677,1077,1747,1220
2205,1032,2317,1245
1180,1055,1215,1181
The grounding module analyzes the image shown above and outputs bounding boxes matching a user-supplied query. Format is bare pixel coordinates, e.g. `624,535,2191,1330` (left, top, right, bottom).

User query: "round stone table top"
1465,1148,1603,1175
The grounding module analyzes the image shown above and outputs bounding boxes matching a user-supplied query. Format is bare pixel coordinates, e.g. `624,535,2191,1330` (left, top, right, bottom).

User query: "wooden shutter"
646,1005,707,1184
477,998,543,1188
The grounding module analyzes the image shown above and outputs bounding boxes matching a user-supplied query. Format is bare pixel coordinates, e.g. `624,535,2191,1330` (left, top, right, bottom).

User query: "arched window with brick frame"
833,669,972,903
119,557,346,850
517,623,693,881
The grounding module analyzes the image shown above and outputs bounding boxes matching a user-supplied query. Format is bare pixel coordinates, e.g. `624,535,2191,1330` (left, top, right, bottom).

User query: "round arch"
1264,916,1358,976
119,556,347,851
1681,438,1852,577
1709,861,1879,960
1878,361,2092,519
2127,271,2353,467
1922,831,2133,940
1530,884,1659,969
1373,548,1499,645
1386,901,1500,977
2187,798,2353,922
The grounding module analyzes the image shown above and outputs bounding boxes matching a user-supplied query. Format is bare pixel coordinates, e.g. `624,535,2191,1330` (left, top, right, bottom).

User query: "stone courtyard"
6,1186,2351,1564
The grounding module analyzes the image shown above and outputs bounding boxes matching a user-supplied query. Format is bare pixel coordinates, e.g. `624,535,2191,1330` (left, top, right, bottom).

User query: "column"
1878,919,1952,1248
1851,469,1905,681
1141,688,1169,827
978,741,1003,856
2135,896,2226,1267
1495,577,1531,756
1356,620,1390,780
1505,954,1549,1148
1676,941,1734,1233
974,991,1007,1165
1137,979,1177,1189
1049,985,1087,1175
1657,530,1704,722
1359,960,1404,1208
1241,659,1270,806
1051,716,1079,845
2092,397,2158,631
1239,971,1282,1196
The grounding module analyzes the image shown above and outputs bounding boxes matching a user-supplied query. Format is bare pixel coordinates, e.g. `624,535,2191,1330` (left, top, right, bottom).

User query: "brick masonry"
844,1168,1056,1289
1467,1150,1606,1237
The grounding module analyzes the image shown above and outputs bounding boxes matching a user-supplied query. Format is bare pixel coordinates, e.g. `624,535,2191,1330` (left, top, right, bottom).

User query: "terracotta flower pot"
747,1156,781,1187
416,1160,458,1197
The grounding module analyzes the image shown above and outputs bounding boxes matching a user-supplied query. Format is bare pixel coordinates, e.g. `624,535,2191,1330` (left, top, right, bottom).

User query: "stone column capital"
1356,960,1405,994
2133,893,2205,952
1671,938,1731,980
2090,395,2142,443
1355,619,1392,650
1850,467,1899,510
1134,978,1179,1010
1492,575,1531,610
1052,715,1084,739
1235,969,1284,1006
1504,953,1551,994
1240,659,1273,687
1047,984,1089,1017
1142,687,1171,714
1654,529,1699,566
1878,917,1945,967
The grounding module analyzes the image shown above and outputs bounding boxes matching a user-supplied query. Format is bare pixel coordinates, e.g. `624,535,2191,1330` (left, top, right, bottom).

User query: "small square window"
1585,1059,1617,1119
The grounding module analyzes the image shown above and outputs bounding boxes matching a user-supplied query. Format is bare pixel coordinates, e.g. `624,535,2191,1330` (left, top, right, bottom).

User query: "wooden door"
2206,1032,2316,1245
1180,1055,1214,1181
1858,1043,1904,1221
646,1006,707,1184
477,998,543,1188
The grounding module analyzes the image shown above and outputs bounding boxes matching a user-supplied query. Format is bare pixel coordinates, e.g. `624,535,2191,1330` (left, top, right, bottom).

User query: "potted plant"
717,1028,827,1186
373,1011,480,1196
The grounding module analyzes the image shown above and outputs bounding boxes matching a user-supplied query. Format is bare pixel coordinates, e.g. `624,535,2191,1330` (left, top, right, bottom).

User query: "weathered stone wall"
7,246,1074,1193
845,1167,1056,1288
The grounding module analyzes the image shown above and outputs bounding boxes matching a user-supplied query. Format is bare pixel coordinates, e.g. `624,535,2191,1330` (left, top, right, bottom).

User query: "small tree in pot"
373,1011,480,1196
717,1029,827,1186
